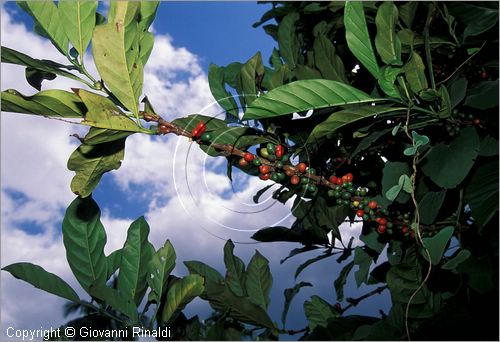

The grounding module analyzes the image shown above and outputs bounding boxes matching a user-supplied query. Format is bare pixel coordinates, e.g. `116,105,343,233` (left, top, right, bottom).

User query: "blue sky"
1,2,390,339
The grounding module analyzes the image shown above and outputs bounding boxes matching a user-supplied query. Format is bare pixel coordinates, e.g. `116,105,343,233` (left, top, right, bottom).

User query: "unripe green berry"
253,158,261,166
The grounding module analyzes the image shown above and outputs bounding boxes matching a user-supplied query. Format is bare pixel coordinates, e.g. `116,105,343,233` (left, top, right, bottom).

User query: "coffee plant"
2,1,498,340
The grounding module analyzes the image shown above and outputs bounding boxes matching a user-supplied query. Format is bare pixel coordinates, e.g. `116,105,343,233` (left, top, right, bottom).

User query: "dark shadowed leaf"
419,191,446,225
334,261,355,301
245,251,272,310
313,33,348,83
295,251,335,279
223,240,246,297
448,77,467,109
464,80,499,110
442,249,471,270
422,226,454,265
282,282,312,327
303,295,339,330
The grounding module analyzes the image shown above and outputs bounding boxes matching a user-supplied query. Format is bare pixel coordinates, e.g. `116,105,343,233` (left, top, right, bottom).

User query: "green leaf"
58,0,97,59
92,2,143,116
147,240,176,303
161,274,204,324
404,51,428,94
399,2,418,28
245,250,272,310
304,295,339,331
422,127,480,189
83,127,134,146
67,139,126,198
138,1,159,32
378,66,402,99
464,160,499,229
422,226,454,265
171,114,227,132
344,1,380,79
76,89,145,132
1,89,85,118
2,262,80,302
117,216,155,305
25,67,56,91
479,135,499,157
375,2,402,66
438,85,452,118
382,161,411,204
293,64,322,80
464,80,499,110
208,64,239,116
351,127,393,158
17,1,69,54
277,12,300,69
386,184,402,201
399,174,413,194
270,47,283,69
205,280,275,329
442,249,471,270
62,197,107,293
223,240,246,296
360,230,386,254
106,249,122,279
447,3,499,39
313,33,348,83
89,282,138,322
353,247,372,287
458,254,495,294
418,191,446,225
334,261,355,302
138,32,155,66
281,282,312,327
240,51,265,105
184,261,224,285
448,77,467,109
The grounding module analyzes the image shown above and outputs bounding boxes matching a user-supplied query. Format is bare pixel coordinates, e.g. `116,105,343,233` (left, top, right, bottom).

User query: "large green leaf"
17,1,69,54
399,2,418,28
138,31,155,66
306,105,405,145
464,160,499,229
418,191,446,225
208,64,239,116
62,197,107,293
378,66,402,99
89,282,138,322
58,1,97,59
448,77,467,109
1,89,85,118
381,161,411,204
463,80,499,110
404,51,428,94
281,282,312,327
138,1,159,32
161,274,204,324
313,34,348,83
334,261,355,302
421,226,454,265
303,295,339,331
184,260,224,284
117,217,155,305
375,2,402,66
83,127,134,146
243,79,383,120
106,249,122,279
442,249,471,270
353,247,372,287
92,2,143,116
2,262,80,302
447,3,499,39
245,250,272,310
344,1,380,79
75,89,146,132
277,12,300,69
67,139,126,198
223,240,246,297
240,52,265,105
148,240,176,303
422,127,480,189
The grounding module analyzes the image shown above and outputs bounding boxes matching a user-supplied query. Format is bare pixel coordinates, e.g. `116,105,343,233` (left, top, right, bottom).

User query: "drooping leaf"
89,282,138,322
245,251,272,310
2,262,80,302
350,127,393,158
421,226,454,265
223,240,246,296
304,295,339,331
138,1,159,32
386,184,402,202
422,127,480,189
117,217,155,305
17,1,69,54
404,51,428,94
244,79,384,120
353,247,372,287
67,139,126,198
25,67,56,91
147,240,176,303
334,261,355,302
458,254,496,294
1,89,85,118
295,252,335,279
418,191,446,225
270,47,283,69
251,226,327,245
442,249,471,270
375,2,402,66
161,274,204,324
92,2,143,116
277,12,300,69
280,246,320,264
62,197,107,293
438,85,452,118
75,89,146,132
83,127,134,146
253,184,276,204
344,1,380,79
240,51,265,105
464,80,499,110
58,0,97,59
184,260,224,285
313,34,348,83
208,64,239,117
282,282,312,327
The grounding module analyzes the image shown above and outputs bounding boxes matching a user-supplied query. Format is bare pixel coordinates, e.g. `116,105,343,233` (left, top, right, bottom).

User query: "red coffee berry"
356,209,365,217
158,124,169,134
336,178,343,186
243,152,254,162
285,169,295,177
377,225,387,234
260,173,270,181
345,173,353,182
191,128,200,138
297,162,307,173
196,121,206,130
473,118,481,125
368,201,378,209
401,226,409,234
275,144,284,158
259,165,270,174
290,175,300,185
238,158,249,167
329,175,338,184
481,71,488,79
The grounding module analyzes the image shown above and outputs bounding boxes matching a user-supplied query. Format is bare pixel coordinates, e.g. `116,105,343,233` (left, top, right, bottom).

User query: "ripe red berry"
329,175,338,184
345,173,353,182
290,175,300,185
401,226,409,234
377,225,387,234
191,128,200,138
238,158,248,167
196,121,206,130
481,71,488,79
368,201,378,209
375,217,387,225
473,118,481,125
275,144,284,158
260,173,270,181
356,209,365,217
336,178,343,186
158,124,169,134
243,152,254,162
259,165,270,174
285,169,295,177
297,162,307,173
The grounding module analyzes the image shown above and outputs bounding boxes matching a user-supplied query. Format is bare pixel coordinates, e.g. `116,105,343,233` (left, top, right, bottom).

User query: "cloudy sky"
1,2,389,339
